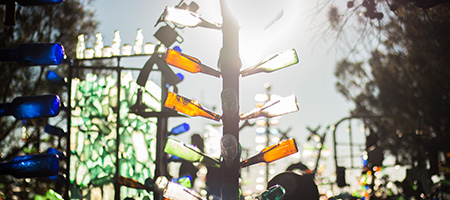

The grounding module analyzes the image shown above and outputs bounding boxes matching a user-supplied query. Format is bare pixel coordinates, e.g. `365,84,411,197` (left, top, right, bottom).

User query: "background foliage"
0,1,97,198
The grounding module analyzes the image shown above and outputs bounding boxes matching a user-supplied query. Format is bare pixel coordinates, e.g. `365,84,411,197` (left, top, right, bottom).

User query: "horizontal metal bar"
72,65,153,71
132,110,186,118
73,53,157,61
335,142,365,146
336,154,364,158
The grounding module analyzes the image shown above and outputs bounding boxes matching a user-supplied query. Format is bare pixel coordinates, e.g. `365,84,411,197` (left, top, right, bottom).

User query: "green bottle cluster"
70,72,161,199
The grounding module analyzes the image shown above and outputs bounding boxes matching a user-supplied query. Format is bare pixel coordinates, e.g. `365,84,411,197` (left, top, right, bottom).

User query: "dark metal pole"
114,57,122,200
65,60,74,199
219,0,241,199
154,72,169,200
265,85,271,185
348,120,354,169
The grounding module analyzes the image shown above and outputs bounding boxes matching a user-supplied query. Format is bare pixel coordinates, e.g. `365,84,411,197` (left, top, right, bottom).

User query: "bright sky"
85,0,401,196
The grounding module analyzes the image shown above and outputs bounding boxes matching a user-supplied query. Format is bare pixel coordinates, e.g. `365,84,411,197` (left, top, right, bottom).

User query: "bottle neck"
199,154,220,168
0,103,12,117
0,49,18,62
241,153,264,168
0,162,13,175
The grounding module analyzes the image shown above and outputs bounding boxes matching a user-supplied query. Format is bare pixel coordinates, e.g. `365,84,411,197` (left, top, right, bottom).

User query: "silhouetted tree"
332,0,450,180
0,1,97,199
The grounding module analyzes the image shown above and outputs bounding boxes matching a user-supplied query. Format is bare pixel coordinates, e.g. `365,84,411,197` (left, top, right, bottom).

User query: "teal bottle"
0,94,60,119
256,184,286,200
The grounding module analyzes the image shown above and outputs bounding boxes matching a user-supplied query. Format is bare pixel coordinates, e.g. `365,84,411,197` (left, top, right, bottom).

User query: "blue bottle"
16,0,64,6
0,0,64,6
46,70,66,86
0,154,59,178
168,122,190,135
45,124,66,137
0,43,64,66
0,94,60,119
46,147,65,160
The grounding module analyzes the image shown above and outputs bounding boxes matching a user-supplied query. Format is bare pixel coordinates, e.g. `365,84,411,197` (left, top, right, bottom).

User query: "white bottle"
111,30,121,56
94,32,104,58
134,28,144,55
155,176,205,200
76,34,85,59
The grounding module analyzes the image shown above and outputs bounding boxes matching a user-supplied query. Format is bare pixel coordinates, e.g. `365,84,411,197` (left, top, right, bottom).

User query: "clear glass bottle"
240,48,298,77
240,95,299,120
241,138,298,168
155,176,205,200
163,6,221,29
0,94,61,119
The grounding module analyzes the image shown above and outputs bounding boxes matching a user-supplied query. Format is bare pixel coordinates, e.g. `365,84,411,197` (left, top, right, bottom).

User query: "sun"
226,0,302,67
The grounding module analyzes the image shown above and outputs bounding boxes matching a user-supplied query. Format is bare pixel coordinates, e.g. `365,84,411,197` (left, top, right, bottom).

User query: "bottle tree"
155,0,301,199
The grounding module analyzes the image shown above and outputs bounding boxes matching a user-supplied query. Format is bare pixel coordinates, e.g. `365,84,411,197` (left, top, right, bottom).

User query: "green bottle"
164,137,220,168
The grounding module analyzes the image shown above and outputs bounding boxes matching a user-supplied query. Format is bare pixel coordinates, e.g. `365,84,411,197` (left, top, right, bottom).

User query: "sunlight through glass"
241,48,298,77
240,94,299,120
163,6,221,29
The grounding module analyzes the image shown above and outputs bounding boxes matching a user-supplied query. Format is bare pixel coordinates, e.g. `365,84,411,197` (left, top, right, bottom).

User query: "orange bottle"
165,49,221,77
241,138,298,168
118,175,153,192
164,92,221,121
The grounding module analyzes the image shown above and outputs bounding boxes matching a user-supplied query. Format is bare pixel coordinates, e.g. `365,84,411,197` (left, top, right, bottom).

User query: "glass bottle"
240,48,298,77
34,189,64,200
163,6,221,29
165,49,221,77
255,184,285,200
118,175,153,192
0,94,61,119
164,137,220,168
14,0,63,6
111,30,121,56
172,174,192,188
240,95,299,120
0,43,64,66
45,124,66,137
168,122,190,136
46,70,66,86
134,28,144,55
89,175,113,187
94,32,104,58
241,138,298,168
0,154,59,178
164,92,221,121
76,34,85,59
44,189,64,200
155,176,205,200
46,147,65,160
